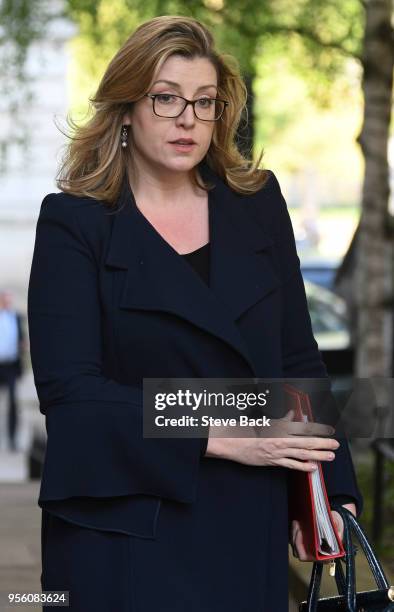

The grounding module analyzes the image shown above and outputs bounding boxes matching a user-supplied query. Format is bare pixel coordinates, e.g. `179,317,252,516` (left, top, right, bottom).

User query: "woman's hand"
205,409,340,472
330,503,357,541
290,503,357,561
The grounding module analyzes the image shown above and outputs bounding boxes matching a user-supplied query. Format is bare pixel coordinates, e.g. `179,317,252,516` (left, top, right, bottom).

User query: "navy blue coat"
28,161,362,612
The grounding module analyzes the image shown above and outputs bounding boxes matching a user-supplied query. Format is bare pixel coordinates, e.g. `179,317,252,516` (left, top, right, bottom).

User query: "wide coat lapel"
104,162,281,375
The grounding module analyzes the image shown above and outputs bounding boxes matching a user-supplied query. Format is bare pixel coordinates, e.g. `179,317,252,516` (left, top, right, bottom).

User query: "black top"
181,242,210,285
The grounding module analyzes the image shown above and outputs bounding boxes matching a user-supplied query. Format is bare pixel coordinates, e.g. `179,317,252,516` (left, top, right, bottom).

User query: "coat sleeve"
265,171,363,518
27,194,204,536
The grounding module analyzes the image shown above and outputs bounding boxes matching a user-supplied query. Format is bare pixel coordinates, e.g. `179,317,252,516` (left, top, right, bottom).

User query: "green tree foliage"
0,0,366,167
64,0,364,94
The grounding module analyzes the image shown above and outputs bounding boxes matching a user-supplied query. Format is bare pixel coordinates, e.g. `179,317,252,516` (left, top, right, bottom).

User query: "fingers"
282,447,336,463
331,511,344,540
275,457,318,472
290,520,300,558
291,520,316,561
269,419,336,439
287,422,336,437
273,414,335,435
281,437,340,450
280,409,295,421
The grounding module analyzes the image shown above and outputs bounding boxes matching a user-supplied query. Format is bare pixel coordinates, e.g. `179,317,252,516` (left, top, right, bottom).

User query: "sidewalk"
0,375,44,610
0,482,41,612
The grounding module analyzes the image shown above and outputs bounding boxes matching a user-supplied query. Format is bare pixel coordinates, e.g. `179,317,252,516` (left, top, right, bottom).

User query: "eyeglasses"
144,93,229,121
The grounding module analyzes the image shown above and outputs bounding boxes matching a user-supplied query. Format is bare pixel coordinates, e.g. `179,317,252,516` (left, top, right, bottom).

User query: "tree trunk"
355,0,394,416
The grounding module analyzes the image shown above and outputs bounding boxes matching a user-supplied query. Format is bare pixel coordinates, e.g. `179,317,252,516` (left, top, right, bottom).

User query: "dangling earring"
121,125,129,148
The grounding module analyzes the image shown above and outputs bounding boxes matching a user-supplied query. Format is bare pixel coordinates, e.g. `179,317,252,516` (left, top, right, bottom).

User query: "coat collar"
104,161,280,375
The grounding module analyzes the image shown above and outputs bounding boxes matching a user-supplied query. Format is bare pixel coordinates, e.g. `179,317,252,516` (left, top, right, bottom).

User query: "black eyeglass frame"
143,93,229,121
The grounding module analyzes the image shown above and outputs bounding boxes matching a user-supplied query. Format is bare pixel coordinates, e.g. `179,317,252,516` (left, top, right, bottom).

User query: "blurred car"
301,258,339,291
304,279,353,376
304,279,350,350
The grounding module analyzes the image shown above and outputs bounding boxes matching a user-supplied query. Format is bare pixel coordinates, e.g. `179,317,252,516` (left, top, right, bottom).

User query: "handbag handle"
306,505,356,612
305,505,390,612
333,506,390,590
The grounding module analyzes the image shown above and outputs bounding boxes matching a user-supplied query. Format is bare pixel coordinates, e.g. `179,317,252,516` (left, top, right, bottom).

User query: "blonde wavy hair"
56,15,269,205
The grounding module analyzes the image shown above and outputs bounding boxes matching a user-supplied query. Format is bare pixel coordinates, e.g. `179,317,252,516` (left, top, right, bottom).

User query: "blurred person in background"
0,288,26,451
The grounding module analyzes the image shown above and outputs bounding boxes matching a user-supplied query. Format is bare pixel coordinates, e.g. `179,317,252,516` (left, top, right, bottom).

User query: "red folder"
285,383,345,561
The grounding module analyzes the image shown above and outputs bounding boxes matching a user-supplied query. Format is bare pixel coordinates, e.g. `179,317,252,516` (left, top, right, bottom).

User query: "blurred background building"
0,5,76,475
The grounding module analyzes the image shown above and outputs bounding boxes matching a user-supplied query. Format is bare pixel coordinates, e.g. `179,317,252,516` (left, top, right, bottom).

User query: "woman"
28,15,362,612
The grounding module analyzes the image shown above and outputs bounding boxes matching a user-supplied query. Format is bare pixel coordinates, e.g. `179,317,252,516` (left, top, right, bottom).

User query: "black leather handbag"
299,505,394,611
